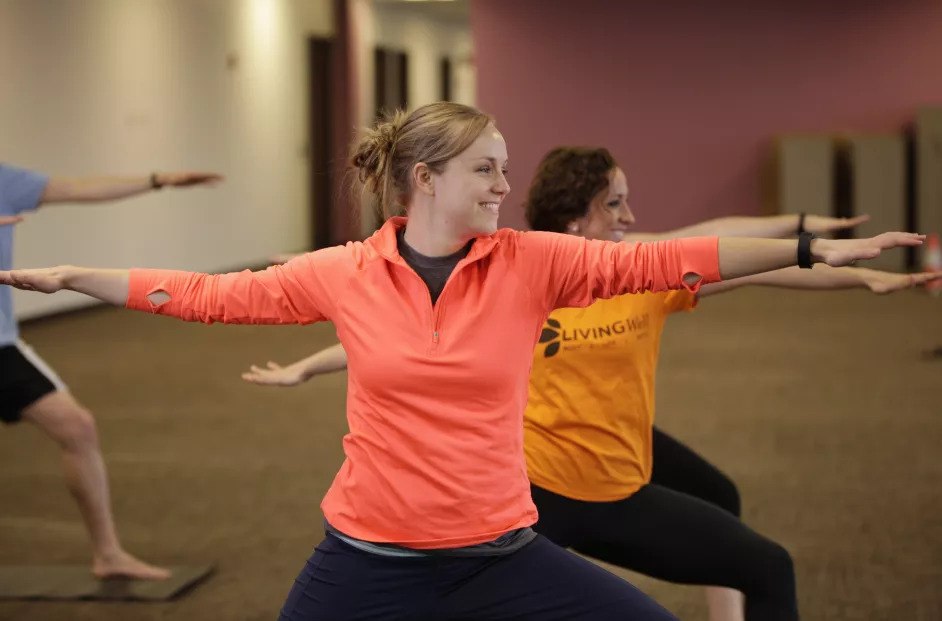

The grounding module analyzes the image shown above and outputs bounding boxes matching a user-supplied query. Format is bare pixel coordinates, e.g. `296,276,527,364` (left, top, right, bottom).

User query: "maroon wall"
471,1,942,231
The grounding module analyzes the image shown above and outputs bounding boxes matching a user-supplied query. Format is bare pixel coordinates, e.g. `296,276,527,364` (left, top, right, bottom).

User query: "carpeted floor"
1,287,940,621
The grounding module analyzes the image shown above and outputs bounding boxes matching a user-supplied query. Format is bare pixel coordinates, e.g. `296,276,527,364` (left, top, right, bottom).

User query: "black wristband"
150,173,164,190
797,212,807,235
797,232,816,269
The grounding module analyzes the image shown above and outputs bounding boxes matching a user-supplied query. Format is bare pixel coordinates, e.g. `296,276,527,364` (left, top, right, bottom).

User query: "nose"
618,203,636,225
494,170,511,196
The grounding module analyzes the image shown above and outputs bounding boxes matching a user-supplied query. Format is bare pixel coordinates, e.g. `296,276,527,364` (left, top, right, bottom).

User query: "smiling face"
427,123,510,237
570,167,636,241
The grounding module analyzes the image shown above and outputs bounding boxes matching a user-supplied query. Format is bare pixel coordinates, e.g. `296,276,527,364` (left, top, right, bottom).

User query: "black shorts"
0,341,64,424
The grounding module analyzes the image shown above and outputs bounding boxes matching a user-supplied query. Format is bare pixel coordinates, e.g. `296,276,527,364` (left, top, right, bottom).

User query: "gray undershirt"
395,227,471,305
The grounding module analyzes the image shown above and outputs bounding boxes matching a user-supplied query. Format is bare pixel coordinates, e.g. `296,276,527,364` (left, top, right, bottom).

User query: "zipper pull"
433,331,439,344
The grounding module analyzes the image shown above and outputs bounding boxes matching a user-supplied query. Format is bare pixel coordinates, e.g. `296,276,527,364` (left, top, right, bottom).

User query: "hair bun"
350,111,407,193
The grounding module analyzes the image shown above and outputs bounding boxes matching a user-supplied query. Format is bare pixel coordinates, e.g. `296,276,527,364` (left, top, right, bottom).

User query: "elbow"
682,272,703,288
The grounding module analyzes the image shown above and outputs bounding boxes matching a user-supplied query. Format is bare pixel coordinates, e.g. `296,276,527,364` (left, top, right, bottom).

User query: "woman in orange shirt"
245,144,933,621
1,106,925,621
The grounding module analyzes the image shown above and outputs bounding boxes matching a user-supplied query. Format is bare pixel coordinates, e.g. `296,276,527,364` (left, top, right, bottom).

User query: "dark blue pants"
277,533,678,620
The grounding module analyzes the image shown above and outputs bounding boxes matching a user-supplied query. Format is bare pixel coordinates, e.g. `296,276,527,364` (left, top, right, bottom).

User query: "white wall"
372,2,475,109
0,0,332,321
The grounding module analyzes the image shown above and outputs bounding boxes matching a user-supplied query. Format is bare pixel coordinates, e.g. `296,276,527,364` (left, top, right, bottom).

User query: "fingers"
911,272,942,286
874,232,927,248
165,172,224,187
242,363,284,385
241,372,271,384
0,216,24,226
827,215,870,230
844,215,870,227
0,271,32,290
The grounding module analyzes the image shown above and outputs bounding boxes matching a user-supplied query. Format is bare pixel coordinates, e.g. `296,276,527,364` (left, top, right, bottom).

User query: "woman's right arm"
518,230,926,312
0,246,355,325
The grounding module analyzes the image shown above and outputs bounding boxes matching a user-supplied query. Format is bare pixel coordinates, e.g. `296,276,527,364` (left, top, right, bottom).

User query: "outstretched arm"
39,172,223,204
523,230,926,311
698,265,942,298
242,342,348,387
623,214,869,243
0,216,23,226
0,247,353,326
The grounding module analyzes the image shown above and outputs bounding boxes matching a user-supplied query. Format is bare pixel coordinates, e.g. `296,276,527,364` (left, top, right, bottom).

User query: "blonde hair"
350,102,494,220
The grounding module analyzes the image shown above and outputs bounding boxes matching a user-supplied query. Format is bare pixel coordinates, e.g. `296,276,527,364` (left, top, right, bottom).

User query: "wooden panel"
308,37,333,251
440,56,453,102
768,135,836,218
841,134,907,271
916,107,942,266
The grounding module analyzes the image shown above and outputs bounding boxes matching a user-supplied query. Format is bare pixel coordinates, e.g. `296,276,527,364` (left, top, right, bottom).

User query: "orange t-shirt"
524,290,697,502
125,217,719,547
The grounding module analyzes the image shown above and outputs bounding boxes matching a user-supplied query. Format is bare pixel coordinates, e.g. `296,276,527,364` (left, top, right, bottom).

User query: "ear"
567,220,581,234
412,162,435,197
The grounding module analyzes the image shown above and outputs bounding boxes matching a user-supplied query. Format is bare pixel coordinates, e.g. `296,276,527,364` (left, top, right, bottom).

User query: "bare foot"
92,550,172,581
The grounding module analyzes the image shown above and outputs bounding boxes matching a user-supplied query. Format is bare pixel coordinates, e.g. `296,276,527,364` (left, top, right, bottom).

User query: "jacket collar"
371,216,502,264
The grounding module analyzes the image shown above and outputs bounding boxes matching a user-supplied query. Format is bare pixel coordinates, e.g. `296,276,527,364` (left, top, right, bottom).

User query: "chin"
476,221,499,236
470,214,500,236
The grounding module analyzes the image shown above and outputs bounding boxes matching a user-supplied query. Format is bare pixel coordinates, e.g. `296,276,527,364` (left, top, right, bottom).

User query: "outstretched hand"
0,267,69,294
803,214,870,236
241,361,307,387
0,216,24,226
864,270,942,295
815,232,925,267
156,172,225,188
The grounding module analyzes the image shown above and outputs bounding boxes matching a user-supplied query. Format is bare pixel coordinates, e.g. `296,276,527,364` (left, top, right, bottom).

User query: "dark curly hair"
523,146,617,233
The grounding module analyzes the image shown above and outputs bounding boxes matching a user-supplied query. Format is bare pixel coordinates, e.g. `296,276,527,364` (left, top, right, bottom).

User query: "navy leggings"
530,427,799,621
277,532,678,620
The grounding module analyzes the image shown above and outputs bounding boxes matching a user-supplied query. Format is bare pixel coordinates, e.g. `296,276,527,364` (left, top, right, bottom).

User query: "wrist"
797,233,820,268
855,268,877,289
59,265,83,289
808,238,827,264
298,363,317,381
150,173,165,190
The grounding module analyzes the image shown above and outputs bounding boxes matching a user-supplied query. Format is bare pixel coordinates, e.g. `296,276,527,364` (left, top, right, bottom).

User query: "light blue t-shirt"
0,164,50,346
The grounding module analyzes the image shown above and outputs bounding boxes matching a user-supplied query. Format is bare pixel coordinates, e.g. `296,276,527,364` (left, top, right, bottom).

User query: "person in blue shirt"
0,163,221,580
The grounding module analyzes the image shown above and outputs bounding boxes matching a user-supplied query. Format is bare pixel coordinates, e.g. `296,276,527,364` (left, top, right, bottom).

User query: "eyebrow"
475,157,509,167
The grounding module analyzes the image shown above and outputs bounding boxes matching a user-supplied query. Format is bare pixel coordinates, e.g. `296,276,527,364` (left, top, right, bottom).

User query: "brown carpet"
0,287,940,621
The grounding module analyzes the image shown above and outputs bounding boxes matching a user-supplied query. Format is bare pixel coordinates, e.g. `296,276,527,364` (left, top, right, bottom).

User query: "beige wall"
1,0,332,320
2,0,477,320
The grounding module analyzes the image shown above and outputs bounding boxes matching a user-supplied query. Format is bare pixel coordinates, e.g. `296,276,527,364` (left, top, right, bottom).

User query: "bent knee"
765,541,795,582
739,539,796,598
713,474,741,517
24,394,99,450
